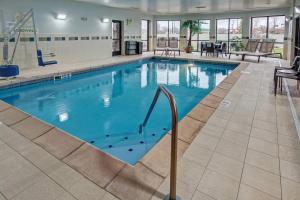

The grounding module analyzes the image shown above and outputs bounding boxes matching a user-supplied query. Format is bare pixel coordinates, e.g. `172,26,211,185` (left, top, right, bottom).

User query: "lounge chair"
229,39,260,61
154,37,168,55
168,37,181,57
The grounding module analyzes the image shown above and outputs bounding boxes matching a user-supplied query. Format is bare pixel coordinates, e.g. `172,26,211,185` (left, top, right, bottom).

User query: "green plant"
230,36,244,51
181,20,201,51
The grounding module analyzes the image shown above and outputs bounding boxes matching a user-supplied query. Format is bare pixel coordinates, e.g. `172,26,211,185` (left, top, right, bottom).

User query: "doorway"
112,20,122,56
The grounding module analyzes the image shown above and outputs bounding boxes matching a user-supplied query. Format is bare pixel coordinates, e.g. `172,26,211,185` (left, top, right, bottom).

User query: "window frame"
156,20,181,47
190,19,211,52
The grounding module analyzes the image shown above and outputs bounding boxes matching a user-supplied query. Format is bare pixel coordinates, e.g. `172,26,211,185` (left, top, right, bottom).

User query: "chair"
273,56,300,80
37,49,58,67
200,42,215,56
154,37,167,55
274,56,300,95
229,39,260,60
215,42,227,57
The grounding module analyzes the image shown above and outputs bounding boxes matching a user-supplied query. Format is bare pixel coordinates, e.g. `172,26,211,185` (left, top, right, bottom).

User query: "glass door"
141,20,150,51
112,20,122,56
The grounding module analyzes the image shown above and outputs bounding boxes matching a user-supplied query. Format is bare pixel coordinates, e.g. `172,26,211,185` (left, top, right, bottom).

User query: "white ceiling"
74,0,292,14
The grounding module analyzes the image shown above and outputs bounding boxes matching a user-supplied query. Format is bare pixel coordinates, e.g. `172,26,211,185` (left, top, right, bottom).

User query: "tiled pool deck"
0,53,299,200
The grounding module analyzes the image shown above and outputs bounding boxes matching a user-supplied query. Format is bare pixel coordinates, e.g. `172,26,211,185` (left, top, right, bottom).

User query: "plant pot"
185,46,193,53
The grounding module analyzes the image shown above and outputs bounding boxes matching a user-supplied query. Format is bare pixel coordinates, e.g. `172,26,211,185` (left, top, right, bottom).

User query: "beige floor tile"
102,192,119,200
245,149,279,175
280,160,300,183
201,94,223,109
107,163,163,200
11,175,65,200
0,101,11,112
248,137,278,157
0,108,29,126
212,110,232,120
251,128,278,144
56,193,77,200
0,156,44,199
193,133,219,151
253,120,277,133
200,125,224,138
11,117,53,140
207,153,243,181
215,139,247,161
277,125,298,139
192,190,215,200
237,184,280,200
254,111,277,124
241,164,281,199
0,194,5,200
152,178,197,200
177,158,205,186
178,116,204,143
279,145,300,165
34,128,84,159
281,178,300,200
226,121,251,135
68,176,107,200
222,129,249,146
278,134,300,150
63,144,125,188
188,104,215,123
230,114,253,126
206,116,228,129
141,134,188,177
198,169,240,200
183,144,214,167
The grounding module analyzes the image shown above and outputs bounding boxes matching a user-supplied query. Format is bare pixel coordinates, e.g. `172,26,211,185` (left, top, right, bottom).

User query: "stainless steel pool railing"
139,85,181,200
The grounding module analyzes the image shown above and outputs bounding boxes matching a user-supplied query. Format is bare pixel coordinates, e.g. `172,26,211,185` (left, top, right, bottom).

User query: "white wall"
0,0,153,69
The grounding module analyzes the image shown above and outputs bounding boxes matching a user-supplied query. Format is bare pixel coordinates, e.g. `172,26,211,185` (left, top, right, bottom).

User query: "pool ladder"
139,85,181,200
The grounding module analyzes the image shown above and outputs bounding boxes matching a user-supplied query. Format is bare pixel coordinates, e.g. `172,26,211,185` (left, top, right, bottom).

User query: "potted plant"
181,20,201,53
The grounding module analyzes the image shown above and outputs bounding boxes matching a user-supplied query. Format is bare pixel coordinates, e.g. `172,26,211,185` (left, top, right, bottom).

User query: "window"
251,16,285,54
216,18,242,51
156,20,180,47
189,19,211,51
141,20,150,51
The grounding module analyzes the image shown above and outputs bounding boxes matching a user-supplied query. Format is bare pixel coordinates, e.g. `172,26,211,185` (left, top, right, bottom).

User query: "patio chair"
215,42,227,57
273,56,300,80
201,42,215,56
154,37,168,55
168,37,181,57
274,56,300,95
229,39,260,60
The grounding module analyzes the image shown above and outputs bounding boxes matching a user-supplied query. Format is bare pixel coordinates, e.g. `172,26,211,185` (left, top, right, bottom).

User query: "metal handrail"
139,85,180,200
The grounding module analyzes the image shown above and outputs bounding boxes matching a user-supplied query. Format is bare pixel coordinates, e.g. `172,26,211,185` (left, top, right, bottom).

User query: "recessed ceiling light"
56,13,67,20
195,6,206,9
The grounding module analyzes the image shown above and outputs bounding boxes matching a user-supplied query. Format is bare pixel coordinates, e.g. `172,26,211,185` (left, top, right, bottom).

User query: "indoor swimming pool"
0,58,237,164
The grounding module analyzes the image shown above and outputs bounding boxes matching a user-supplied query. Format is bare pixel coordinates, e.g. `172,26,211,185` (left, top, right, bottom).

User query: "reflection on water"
0,59,235,164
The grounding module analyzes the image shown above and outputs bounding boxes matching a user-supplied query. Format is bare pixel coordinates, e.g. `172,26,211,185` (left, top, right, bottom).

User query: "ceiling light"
296,7,300,14
56,13,67,20
101,18,110,23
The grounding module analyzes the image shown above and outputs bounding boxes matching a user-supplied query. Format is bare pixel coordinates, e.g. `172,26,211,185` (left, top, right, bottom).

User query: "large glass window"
156,20,180,47
216,18,242,51
189,19,211,51
251,16,285,54
141,20,150,51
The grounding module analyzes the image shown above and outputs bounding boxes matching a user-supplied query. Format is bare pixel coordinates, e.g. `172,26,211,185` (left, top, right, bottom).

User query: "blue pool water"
0,58,237,164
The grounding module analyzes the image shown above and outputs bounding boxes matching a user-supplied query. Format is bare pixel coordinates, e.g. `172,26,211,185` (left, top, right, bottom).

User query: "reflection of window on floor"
251,16,285,55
